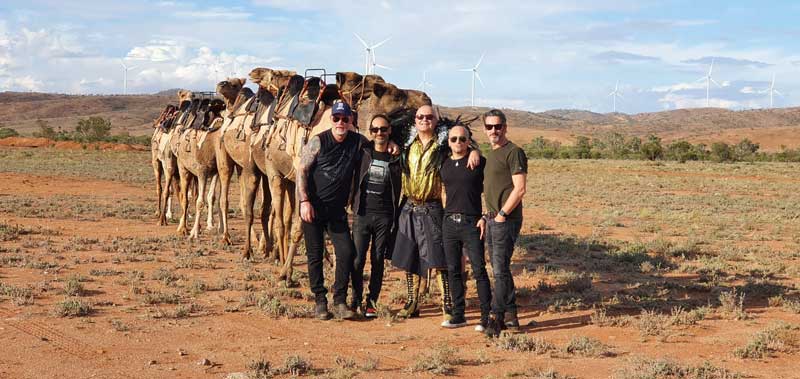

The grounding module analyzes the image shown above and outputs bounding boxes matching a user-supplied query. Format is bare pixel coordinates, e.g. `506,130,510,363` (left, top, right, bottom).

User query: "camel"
263,73,433,284
335,72,431,128
153,90,192,225
215,71,294,260
151,104,176,223
173,98,226,238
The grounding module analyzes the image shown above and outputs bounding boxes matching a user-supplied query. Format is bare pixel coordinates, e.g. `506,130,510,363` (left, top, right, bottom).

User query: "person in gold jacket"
391,105,480,323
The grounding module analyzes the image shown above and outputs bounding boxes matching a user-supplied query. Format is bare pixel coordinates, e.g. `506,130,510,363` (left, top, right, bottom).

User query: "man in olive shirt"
480,109,528,337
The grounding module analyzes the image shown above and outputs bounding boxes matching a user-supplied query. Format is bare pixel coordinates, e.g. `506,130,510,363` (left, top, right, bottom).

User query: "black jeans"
486,218,522,319
302,211,356,306
351,212,392,306
442,214,492,321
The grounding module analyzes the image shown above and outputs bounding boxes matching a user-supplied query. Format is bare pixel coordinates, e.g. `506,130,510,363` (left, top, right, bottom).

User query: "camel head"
216,78,246,105
249,68,296,96
336,72,386,107
357,82,432,129
177,89,193,103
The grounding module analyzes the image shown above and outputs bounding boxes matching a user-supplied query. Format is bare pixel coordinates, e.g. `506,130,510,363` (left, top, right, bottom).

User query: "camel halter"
338,74,367,111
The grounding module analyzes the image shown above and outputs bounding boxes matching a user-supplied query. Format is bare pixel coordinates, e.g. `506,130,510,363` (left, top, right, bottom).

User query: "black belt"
445,213,480,223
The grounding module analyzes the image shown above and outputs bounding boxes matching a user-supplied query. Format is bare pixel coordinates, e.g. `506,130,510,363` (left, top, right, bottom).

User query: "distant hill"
2,91,799,151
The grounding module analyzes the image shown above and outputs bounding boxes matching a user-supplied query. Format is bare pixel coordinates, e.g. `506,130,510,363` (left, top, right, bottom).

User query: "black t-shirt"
440,154,485,216
309,130,361,213
363,150,394,214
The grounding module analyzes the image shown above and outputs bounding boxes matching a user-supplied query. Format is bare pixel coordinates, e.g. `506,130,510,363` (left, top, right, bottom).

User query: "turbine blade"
371,37,391,49
475,71,485,88
710,78,721,87
774,89,783,96
375,64,393,70
696,76,707,83
475,53,485,68
616,93,624,100
353,33,369,48
457,68,473,72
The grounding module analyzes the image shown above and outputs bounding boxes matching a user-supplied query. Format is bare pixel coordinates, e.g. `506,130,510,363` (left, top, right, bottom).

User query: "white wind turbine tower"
120,59,138,95
697,58,721,107
608,81,623,112
458,53,485,107
766,73,782,108
370,53,392,74
418,71,434,93
354,33,391,75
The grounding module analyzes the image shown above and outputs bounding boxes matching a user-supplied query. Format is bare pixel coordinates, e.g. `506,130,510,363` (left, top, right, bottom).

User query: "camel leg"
176,167,191,236
154,158,165,223
279,184,301,284
268,174,287,270
190,173,207,239
258,175,273,259
240,169,259,260
216,153,234,245
205,173,218,232
167,174,178,220
160,160,176,226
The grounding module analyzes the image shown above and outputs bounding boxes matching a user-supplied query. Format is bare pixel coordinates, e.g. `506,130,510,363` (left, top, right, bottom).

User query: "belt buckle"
451,214,462,223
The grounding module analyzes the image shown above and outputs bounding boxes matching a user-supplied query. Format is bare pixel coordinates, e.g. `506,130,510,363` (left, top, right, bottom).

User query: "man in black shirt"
350,115,402,317
440,124,491,329
297,101,363,320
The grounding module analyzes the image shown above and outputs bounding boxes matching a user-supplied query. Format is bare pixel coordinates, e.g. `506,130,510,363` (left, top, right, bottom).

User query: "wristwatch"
498,210,508,217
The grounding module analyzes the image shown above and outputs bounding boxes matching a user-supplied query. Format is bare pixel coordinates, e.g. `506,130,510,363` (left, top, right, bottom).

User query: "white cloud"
126,40,187,62
651,82,706,92
174,7,252,20
2,75,44,91
657,92,745,109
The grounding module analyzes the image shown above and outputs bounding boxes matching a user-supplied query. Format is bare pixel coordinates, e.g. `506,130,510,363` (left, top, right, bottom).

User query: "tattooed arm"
298,135,321,223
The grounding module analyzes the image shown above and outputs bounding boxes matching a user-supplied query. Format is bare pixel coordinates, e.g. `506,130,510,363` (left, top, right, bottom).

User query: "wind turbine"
418,71,434,93
608,81,623,113
458,53,485,107
697,58,721,107
766,73,782,108
354,33,391,75
370,54,392,74
120,60,138,95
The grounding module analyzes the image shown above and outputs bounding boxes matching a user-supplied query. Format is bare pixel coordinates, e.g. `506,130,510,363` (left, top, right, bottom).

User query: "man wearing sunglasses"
349,114,401,318
392,105,481,323
480,109,528,337
297,101,365,321
439,124,491,329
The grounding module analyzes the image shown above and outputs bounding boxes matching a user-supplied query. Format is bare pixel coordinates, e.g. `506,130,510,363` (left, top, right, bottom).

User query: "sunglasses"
449,136,467,143
369,126,389,134
415,114,435,121
484,123,504,131
332,116,351,124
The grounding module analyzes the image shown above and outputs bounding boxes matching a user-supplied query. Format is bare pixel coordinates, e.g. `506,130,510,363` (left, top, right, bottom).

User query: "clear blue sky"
1,0,797,113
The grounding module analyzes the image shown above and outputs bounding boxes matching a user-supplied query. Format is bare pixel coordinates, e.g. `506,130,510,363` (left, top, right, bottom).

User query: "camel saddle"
246,88,276,132
189,99,211,130
289,76,324,127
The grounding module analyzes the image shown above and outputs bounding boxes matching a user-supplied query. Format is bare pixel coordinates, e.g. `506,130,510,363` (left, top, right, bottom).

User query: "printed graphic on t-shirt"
367,159,390,195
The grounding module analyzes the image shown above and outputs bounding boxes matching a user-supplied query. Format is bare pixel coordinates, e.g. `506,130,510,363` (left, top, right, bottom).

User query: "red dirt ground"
1,170,799,379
